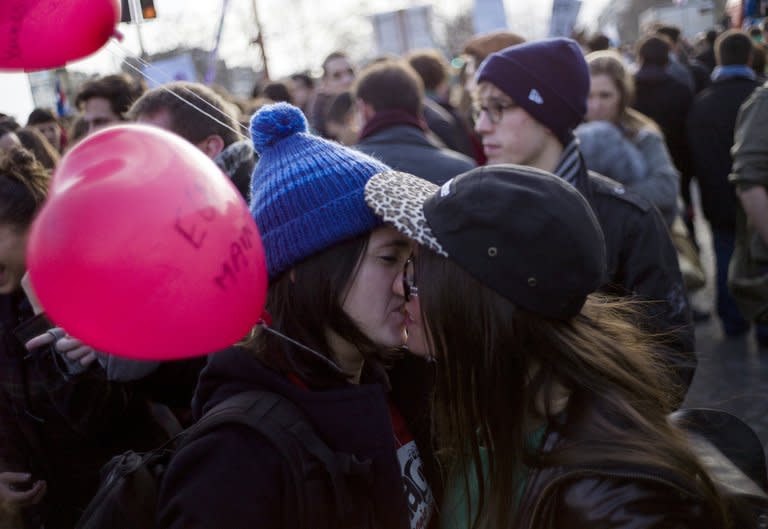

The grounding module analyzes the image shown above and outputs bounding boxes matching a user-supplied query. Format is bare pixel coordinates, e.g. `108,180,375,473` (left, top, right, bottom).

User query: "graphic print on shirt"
397,440,434,529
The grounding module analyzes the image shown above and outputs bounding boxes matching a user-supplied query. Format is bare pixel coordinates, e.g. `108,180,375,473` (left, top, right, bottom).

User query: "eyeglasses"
403,256,417,302
472,100,516,124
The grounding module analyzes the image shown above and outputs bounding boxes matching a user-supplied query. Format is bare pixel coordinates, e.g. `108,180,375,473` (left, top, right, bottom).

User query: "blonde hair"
586,50,660,138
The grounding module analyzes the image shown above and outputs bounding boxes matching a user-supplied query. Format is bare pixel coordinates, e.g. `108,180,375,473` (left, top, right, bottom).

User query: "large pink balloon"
0,0,120,71
27,125,267,360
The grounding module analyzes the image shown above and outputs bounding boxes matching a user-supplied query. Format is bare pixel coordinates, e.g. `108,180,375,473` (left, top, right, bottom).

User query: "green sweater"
440,428,545,529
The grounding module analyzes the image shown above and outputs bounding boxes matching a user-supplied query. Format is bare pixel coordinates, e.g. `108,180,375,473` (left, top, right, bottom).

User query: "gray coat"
576,121,679,226
355,125,475,185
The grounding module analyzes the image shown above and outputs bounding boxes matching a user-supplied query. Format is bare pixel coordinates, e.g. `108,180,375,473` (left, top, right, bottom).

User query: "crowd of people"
1,18,768,529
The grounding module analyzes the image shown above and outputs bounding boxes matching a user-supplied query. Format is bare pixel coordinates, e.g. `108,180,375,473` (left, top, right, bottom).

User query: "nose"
586,99,598,120
475,109,492,135
392,267,406,299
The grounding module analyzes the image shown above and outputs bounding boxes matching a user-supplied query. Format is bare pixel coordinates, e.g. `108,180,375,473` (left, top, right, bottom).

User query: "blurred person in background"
586,32,611,52
15,129,60,171
407,49,474,157
289,72,315,114
74,73,145,137
689,30,764,340
577,50,679,225
633,35,696,238
25,109,63,153
261,80,293,104
324,91,358,146
353,59,475,185
129,81,256,201
309,51,356,137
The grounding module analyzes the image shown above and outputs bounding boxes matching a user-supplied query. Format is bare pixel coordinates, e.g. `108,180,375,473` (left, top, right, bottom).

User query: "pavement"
681,207,768,456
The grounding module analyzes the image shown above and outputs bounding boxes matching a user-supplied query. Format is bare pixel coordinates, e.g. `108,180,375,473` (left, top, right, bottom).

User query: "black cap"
365,165,607,319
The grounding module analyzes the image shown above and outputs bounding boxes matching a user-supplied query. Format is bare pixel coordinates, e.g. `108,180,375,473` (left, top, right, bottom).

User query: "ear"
355,99,376,124
196,135,225,159
289,268,296,283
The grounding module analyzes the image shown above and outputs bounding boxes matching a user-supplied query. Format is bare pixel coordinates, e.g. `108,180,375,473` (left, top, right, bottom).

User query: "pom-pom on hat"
249,103,390,279
476,38,589,147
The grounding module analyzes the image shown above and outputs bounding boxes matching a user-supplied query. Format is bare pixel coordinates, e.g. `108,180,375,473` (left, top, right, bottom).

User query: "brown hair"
586,50,660,137
16,128,60,170
128,81,241,146
462,31,526,64
407,49,449,92
715,30,754,66
637,34,671,67
75,73,146,119
417,249,727,529
26,107,58,127
353,60,424,116
0,147,49,229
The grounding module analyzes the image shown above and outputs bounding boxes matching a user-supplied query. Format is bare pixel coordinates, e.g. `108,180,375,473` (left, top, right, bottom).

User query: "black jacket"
355,125,476,185
565,155,695,392
0,294,175,529
157,347,411,529
687,76,761,231
422,97,475,158
634,65,694,180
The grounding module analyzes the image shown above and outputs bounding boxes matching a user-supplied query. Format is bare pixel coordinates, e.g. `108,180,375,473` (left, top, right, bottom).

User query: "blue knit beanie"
476,38,589,146
249,103,390,279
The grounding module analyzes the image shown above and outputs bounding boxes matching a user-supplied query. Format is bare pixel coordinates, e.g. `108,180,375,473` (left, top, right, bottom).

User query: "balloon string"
105,40,250,141
258,322,345,375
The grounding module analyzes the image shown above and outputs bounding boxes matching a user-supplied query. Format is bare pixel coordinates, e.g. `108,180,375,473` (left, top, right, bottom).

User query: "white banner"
473,0,508,35
141,54,198,89
371,5,435,56
549,0,582,38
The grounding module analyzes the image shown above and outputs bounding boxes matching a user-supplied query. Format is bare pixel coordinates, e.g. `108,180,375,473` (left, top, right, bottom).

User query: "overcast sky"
0,0,611,124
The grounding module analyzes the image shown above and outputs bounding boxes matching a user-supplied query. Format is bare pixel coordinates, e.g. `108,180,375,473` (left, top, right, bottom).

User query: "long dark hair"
0,147,49,229
243,232,394,388
417,249,727,529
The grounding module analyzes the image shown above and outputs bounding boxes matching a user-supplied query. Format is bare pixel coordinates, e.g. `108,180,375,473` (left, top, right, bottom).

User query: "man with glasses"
474,38,696,400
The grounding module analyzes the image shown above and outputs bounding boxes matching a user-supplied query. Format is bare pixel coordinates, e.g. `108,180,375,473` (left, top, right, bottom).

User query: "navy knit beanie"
249,103,390,279
476,38,589,146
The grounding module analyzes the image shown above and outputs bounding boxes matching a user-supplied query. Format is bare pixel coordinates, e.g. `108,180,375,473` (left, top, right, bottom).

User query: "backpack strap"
177,390,368,528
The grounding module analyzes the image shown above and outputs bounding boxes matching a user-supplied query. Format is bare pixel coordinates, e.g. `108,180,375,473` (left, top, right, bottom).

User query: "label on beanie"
528,88,544,105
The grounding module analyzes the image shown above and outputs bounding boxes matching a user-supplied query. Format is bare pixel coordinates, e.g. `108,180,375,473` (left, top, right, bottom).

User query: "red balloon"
27,125,267,360
0,0,120,71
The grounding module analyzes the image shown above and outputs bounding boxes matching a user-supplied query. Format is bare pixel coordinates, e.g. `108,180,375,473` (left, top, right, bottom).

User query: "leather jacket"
514,412,767,529
516,431,713,528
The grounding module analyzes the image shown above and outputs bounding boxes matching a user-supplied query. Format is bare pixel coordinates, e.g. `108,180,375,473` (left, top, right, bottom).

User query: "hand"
25,328,98,367
0,472,46,507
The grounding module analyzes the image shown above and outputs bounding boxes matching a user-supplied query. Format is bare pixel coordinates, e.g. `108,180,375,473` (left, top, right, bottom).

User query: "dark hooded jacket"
157,346,411,529
0,293,173,529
